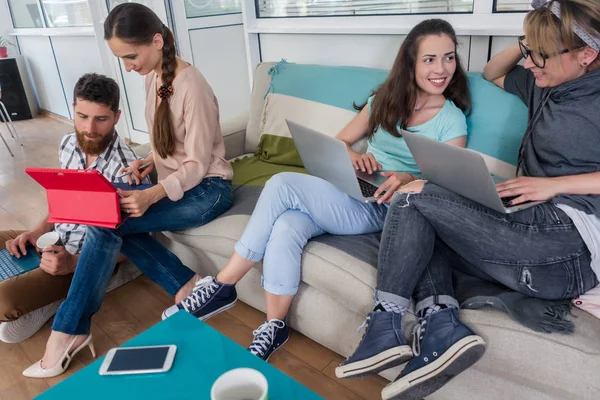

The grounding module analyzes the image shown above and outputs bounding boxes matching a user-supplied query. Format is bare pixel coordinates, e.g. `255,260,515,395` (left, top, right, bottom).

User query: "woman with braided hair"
23,3,233,378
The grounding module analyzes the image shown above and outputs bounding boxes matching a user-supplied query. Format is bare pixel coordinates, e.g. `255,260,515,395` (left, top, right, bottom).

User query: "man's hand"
374,172,416,204
40,245,77,276
5,231,42,258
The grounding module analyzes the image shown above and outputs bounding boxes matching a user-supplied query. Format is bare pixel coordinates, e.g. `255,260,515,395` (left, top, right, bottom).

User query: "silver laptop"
286,120,387,203
401,130,541,214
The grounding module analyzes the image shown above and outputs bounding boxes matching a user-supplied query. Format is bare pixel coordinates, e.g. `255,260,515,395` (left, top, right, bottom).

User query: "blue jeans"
376,183,598,313
234,172,388,295
53,178,233,335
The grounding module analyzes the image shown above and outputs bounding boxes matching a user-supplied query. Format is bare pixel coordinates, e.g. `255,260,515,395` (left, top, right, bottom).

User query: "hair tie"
531,0,549,9
531,0,600,52
157,85,173,100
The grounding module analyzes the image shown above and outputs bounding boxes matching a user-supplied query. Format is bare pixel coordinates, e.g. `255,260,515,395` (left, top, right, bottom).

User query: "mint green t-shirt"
366,96,467,177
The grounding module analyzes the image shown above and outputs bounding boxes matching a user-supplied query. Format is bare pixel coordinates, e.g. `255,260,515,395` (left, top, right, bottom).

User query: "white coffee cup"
211,368,268,400
36,232,60,251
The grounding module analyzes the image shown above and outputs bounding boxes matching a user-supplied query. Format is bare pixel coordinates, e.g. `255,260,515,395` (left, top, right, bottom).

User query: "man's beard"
75,128,115,156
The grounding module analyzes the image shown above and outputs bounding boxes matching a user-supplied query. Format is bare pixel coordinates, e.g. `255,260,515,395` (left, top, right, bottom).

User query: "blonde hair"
525,0,600,67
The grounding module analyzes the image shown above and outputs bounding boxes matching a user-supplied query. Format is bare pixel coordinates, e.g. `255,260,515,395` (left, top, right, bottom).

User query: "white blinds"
257,0,474,18
494,0,531,12
184,0,242,18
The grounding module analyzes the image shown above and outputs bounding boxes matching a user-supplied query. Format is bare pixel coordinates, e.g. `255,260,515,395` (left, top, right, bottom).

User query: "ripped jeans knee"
390,180,428,208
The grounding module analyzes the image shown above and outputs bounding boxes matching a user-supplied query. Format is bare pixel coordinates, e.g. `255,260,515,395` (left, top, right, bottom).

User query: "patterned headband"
531,0,600,52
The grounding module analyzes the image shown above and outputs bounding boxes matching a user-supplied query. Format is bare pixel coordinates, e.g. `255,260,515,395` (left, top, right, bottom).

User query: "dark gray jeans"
376,183,598,313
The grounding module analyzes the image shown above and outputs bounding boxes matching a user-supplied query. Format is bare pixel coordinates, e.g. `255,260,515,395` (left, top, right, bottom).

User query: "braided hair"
104,3,177,158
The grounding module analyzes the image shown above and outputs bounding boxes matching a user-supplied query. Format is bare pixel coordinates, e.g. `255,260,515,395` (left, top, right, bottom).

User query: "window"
8,0,45,28
257,0,474,18
185,0,242,18
494,0,531,12
41,0,93,27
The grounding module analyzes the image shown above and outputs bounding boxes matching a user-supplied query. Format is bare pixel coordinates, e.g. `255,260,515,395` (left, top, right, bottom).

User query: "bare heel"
89,342,96,358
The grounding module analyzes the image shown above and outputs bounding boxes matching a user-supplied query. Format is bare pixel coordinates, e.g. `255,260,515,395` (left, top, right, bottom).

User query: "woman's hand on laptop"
348,150,382,174
374,172,417,204
496,176,559,205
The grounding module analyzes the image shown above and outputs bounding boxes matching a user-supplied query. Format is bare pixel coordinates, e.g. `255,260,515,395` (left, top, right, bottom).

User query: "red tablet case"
25,168,125,229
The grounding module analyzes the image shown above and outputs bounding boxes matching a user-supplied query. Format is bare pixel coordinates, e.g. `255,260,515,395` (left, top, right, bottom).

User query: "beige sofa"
142,62,600,400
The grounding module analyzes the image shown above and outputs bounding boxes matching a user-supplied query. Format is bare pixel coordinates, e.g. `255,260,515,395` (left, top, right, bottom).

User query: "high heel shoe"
23,334,95,378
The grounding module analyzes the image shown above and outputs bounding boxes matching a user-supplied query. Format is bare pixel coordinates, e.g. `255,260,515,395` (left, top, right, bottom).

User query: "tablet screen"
107,346,170,372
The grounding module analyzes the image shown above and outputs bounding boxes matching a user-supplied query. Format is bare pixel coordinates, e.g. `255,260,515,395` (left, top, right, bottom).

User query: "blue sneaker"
335,311,413,379
382,307,486,400
248,319,290,361
161,276,237,320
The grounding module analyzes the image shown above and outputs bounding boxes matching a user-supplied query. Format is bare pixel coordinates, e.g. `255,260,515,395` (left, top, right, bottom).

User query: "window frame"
254,0,475,20
184,0,242,19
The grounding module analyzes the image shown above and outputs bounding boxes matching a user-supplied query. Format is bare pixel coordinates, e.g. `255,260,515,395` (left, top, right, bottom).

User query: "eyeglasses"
518,35,573,69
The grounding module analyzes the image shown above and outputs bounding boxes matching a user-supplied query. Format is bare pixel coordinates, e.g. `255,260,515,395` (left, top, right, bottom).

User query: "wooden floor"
0,116,388,399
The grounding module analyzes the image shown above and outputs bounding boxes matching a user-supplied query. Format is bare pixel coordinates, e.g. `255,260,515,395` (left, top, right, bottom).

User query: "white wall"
118,67,148,133
0,0,18,58
18,36,69,118
490,36,519,59
189,24,250,121
259,34,484,72
17,35,104,120
52,36,105,119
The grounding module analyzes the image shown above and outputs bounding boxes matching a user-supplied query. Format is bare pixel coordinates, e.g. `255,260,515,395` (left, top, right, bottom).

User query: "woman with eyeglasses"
339,1,600,399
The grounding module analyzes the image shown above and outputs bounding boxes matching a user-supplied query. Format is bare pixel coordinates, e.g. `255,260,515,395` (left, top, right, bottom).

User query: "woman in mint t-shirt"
163,19,471,360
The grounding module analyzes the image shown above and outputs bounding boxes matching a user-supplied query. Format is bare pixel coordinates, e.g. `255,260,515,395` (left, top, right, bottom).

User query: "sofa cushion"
229,153,306,187
251,60,529,177
465,73,528,177
257,93,357,166
246,62,276,154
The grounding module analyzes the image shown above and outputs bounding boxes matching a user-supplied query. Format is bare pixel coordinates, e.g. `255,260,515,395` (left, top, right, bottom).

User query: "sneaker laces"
180,277,219,313
356,314,372,333
376,300,405,314
412,305,442,356
249,319,285,357
412,318,428,356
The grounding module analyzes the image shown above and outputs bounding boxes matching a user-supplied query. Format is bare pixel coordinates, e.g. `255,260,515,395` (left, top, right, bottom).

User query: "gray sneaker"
0,300,61,343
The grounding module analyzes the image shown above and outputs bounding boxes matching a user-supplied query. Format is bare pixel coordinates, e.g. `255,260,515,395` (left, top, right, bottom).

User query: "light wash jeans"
234,172,388,295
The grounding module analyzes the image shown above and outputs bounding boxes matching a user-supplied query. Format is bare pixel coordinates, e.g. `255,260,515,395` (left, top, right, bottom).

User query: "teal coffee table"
37,311,322,399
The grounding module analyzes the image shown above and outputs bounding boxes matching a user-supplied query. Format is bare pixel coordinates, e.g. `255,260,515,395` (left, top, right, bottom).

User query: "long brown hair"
104,3,177,158
358,19,470,138
525,0,600,69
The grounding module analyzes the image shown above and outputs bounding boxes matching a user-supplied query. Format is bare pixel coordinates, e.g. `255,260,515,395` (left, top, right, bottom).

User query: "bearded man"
0,73,148,343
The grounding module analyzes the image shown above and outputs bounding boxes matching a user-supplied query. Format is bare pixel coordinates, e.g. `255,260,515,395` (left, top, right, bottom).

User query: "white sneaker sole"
335,345,413,379
382,335,486,400
0,300,62,344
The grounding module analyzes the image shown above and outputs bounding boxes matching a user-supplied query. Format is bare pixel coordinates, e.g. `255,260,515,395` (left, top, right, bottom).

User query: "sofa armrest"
222,114,248,160
133,143,152,159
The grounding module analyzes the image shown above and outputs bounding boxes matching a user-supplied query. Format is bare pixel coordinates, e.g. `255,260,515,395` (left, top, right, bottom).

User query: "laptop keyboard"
501,195,519,208
0,250,25,282
358,178,378,198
